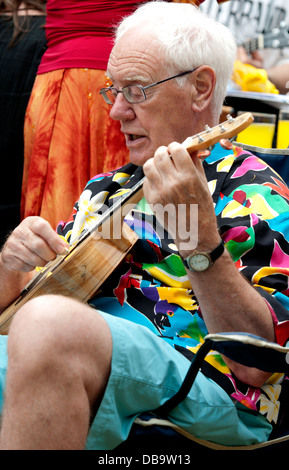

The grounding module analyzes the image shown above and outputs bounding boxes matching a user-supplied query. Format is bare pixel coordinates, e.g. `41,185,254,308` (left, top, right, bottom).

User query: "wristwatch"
181,240,224,272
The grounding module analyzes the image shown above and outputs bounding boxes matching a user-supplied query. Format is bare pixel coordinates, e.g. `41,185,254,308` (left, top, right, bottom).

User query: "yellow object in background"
236,112,276,148
232,61,279,94
277,110,289,149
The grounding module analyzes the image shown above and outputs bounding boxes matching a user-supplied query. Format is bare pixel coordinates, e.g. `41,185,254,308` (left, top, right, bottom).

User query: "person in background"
0,0,46,247
21,0,159,230
200,0,289,94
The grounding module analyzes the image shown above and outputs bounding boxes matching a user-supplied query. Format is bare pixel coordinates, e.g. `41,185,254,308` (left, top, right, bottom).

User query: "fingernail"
60,246,70,255
56,245,70,256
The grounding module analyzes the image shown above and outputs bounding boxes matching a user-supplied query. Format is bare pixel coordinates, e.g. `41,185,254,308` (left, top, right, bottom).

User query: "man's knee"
7,294,112,376
6,295,112,404
9,294,105,340
8,295,82,350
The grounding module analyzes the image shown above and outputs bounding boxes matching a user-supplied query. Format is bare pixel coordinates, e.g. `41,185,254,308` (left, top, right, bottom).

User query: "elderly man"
1,1,289,450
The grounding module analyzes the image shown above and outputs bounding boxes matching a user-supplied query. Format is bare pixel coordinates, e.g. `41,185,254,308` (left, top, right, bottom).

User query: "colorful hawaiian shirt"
57,143,289,435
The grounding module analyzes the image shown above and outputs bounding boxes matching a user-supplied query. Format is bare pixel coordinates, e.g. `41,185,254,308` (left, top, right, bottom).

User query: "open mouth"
123,132,147,147
129,134,143,141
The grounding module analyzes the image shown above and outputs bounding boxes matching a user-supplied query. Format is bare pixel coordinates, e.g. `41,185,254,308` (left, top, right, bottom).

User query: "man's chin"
128,148,153,167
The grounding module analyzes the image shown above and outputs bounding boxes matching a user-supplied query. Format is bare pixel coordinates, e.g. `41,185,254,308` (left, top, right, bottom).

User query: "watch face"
188,253,211,272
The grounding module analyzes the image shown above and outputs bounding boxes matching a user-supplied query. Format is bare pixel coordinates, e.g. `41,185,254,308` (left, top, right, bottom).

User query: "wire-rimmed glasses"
99,69,198,105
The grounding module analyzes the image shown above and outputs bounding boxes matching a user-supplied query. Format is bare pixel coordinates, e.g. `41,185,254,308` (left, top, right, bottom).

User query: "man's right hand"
1,216,69,273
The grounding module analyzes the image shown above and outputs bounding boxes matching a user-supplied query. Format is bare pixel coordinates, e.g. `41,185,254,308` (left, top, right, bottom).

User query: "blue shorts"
85,312,271,450
0,334,7,412
0,314,271,450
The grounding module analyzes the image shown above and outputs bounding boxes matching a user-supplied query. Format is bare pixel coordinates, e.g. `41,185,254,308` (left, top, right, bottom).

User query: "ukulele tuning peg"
205,124,211,132
226,114,234,123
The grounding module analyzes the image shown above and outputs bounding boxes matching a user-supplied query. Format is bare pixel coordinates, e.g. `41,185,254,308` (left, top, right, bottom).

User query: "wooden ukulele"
0,112,253,334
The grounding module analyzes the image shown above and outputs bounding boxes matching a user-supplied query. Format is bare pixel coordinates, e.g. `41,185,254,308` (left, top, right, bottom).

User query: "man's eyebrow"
105,72,148,85
126,75,148,84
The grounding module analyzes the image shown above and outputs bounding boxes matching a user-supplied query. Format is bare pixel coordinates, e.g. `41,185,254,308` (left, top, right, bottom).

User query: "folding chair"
115,332,289,453
234,142,289,185
116,143,289,453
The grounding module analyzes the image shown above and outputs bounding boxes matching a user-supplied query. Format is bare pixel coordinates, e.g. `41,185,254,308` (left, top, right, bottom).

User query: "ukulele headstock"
183,112,254,154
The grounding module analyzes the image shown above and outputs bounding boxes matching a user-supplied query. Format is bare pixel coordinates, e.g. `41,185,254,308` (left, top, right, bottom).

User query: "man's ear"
191,66,216,113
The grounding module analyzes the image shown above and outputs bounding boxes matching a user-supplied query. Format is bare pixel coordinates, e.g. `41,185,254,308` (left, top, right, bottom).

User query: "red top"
38,0,147,73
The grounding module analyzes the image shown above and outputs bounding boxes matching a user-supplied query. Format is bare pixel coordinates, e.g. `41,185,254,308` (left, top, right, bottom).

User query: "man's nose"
109,94,136,121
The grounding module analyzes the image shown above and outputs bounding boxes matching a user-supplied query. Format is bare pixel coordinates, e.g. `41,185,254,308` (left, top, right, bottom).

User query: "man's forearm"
186,248,275,386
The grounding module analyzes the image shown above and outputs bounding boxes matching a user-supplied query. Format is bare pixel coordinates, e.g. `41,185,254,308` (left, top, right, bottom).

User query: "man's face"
106,29,198,166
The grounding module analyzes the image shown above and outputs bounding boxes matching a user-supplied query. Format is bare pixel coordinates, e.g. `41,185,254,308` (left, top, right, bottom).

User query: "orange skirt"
22,68,129,229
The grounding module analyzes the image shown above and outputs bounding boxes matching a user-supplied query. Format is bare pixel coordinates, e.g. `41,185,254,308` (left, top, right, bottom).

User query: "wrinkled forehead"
107,29,166,85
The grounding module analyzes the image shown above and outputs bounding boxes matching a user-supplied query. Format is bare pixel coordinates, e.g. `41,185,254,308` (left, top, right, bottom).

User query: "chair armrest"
154,332,289,417
205,332,289,373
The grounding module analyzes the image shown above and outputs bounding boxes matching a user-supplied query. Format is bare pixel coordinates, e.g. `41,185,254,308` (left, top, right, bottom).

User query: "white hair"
114,1,236,120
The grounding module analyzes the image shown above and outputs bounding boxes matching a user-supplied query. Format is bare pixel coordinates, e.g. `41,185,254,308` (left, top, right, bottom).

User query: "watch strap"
209,239,225,263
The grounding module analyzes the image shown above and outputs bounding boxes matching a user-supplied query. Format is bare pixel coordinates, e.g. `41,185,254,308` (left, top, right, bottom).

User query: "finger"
151,145,178,180
2,234,48,272
143,149,174,207
143,150,166,186
8,244,49,272
236,46,248,62
29,217,69,261
252,50,263,61
167,142,196,172
12,217,69,269
153,145,172,164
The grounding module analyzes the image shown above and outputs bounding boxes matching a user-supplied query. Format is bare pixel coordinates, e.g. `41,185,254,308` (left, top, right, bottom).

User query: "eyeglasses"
99,69,197,105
